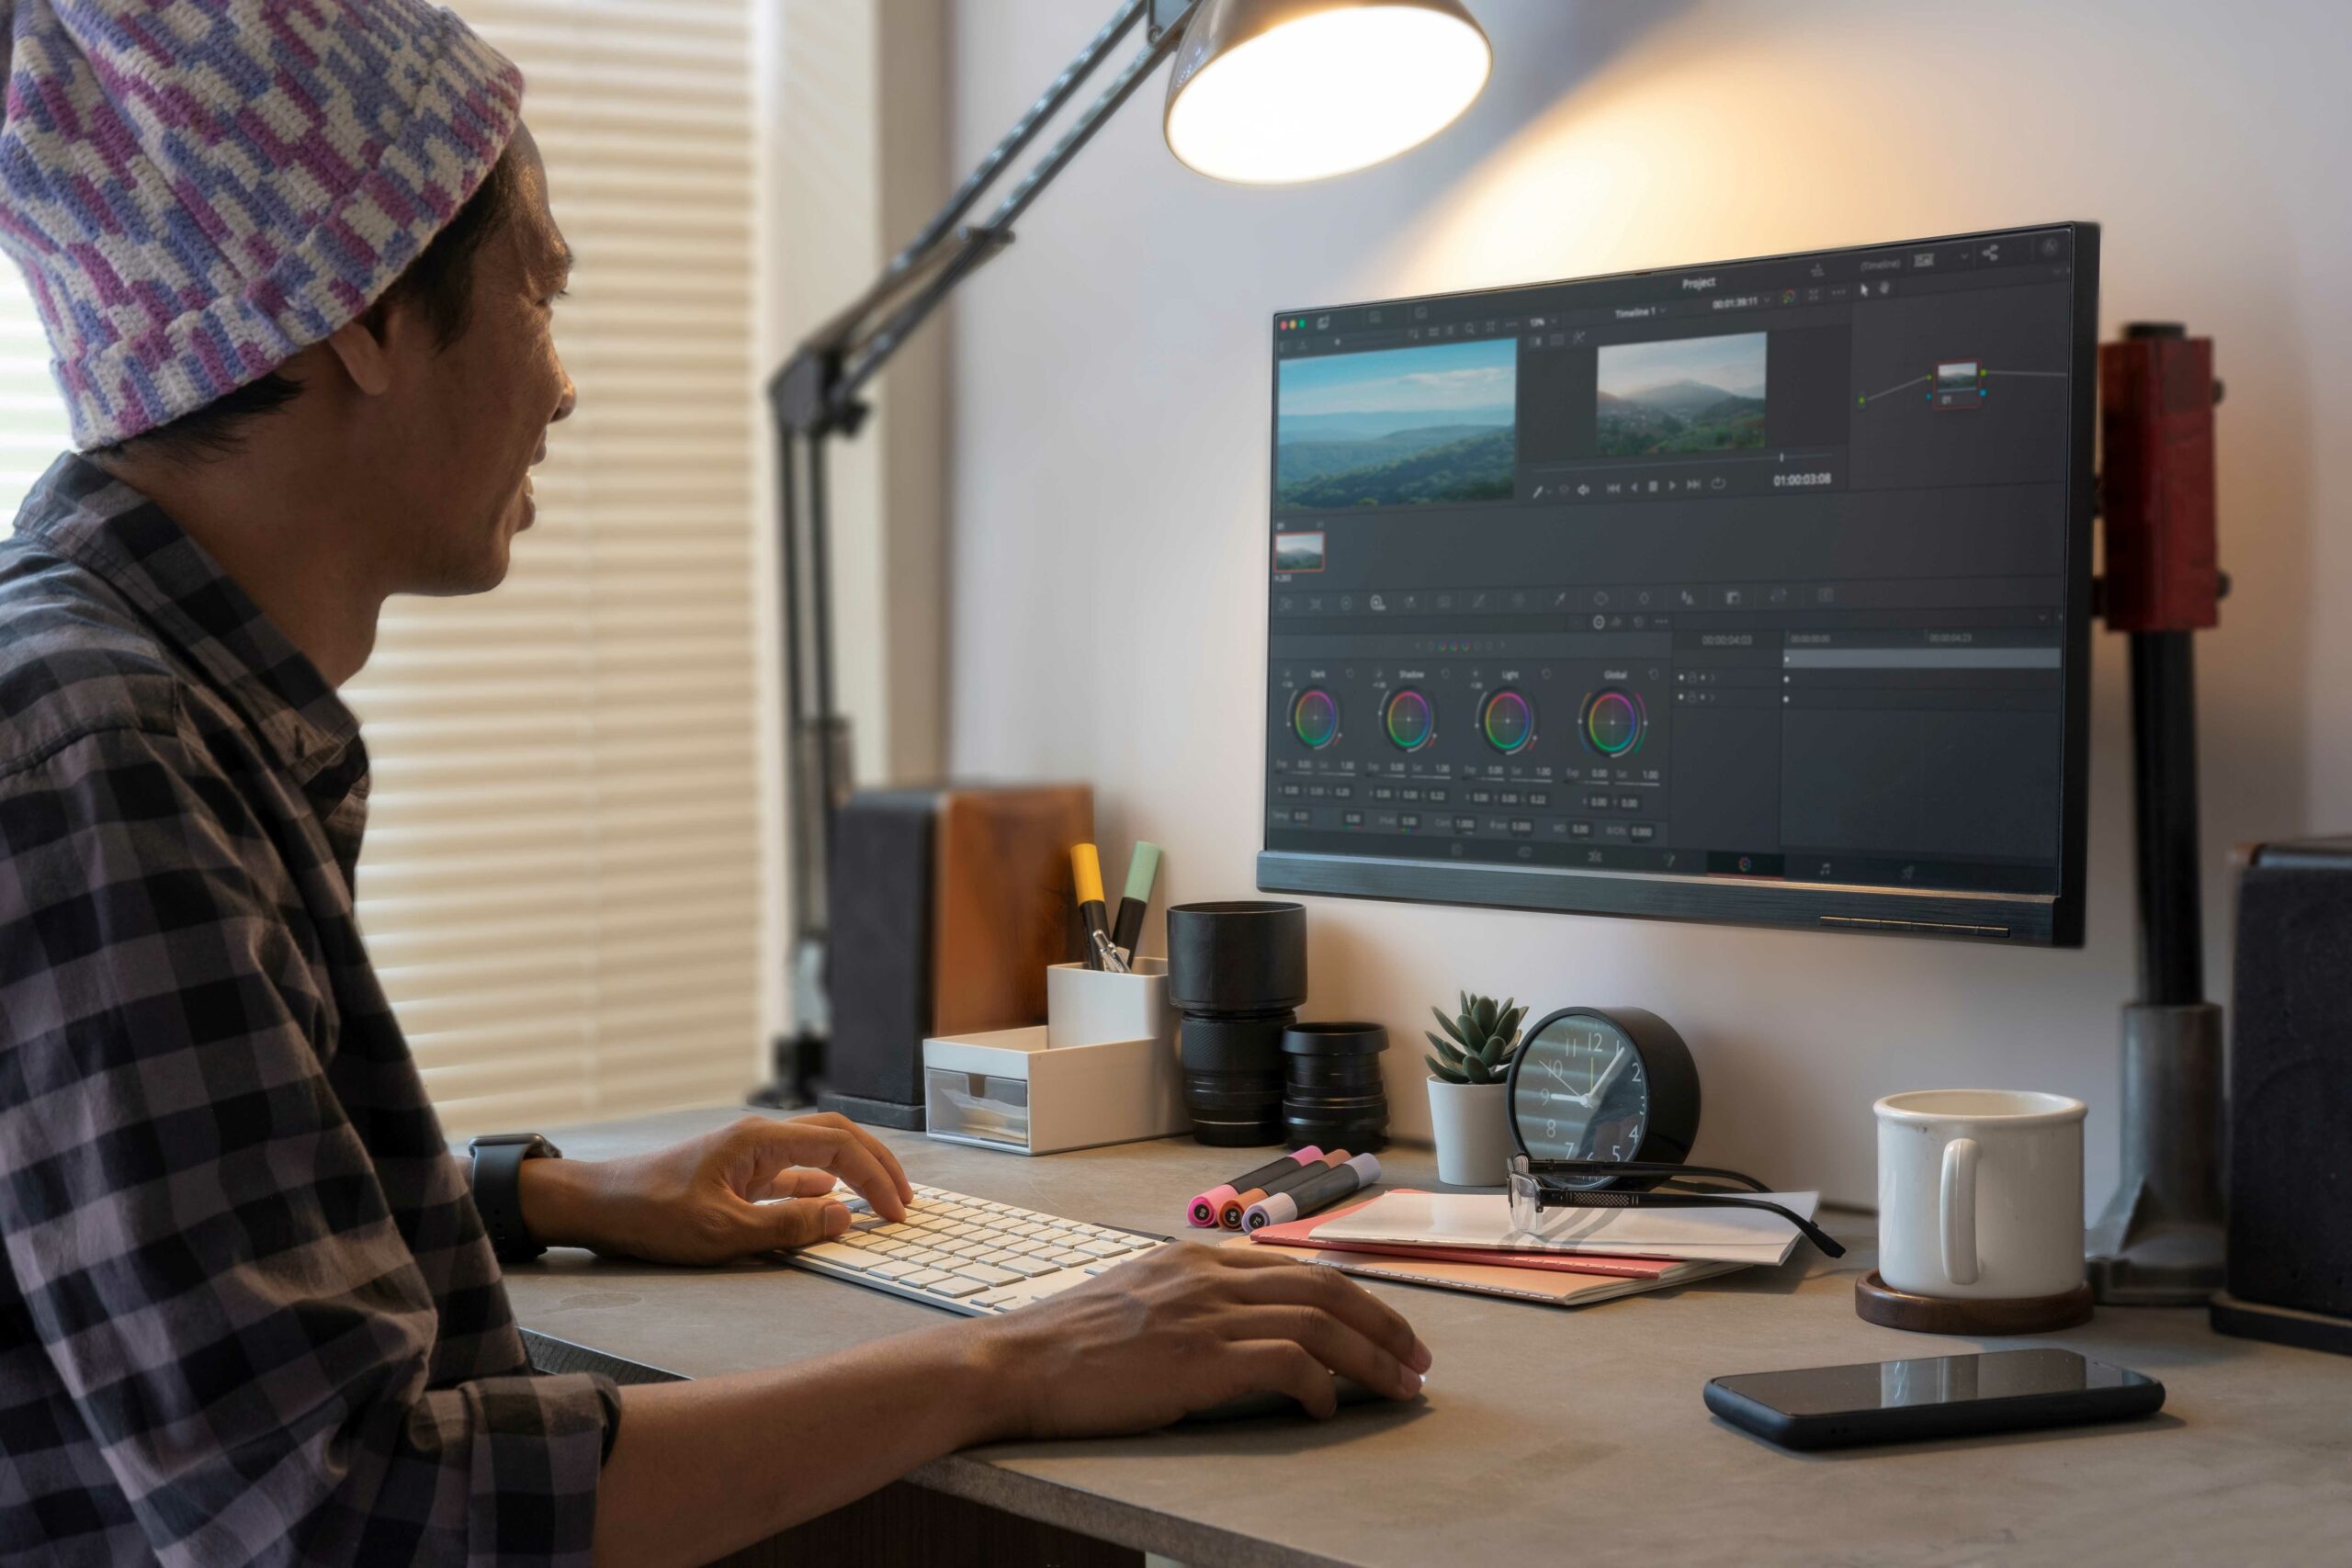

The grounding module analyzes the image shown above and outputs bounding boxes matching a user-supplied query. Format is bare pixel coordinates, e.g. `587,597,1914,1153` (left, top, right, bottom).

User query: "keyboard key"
865,1258,923,1280
1051,1249,1095,1268
971,1287,1027,1311
1075,1239,1130,1258
954,1263,1022,1287
797,1243,872,1269
926,1276,989,1298
899,1269,952,1289
1000,1255,1065,1279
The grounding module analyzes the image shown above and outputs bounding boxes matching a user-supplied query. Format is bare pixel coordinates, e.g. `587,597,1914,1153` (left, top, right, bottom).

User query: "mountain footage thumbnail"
1595,332,1767,457
1277,338,1517,509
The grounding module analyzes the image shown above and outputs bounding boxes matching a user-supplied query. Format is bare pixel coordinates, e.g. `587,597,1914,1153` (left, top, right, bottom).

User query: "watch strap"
469,1134,560,1263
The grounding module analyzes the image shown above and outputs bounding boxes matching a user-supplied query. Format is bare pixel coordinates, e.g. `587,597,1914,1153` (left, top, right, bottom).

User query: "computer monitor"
1258,223,2098,945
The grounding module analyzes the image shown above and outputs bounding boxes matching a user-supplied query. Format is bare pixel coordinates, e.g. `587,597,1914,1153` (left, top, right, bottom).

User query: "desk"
506,1107,2352,1567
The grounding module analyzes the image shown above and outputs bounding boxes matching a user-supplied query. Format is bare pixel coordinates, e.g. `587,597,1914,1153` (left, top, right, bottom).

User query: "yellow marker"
1071,843,1116,970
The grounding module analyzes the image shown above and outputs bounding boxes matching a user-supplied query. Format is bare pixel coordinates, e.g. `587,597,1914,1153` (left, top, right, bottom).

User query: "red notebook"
1245,1191,1682,1279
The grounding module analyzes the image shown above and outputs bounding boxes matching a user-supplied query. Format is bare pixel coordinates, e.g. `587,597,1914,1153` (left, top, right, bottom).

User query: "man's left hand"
514,1113,913,1264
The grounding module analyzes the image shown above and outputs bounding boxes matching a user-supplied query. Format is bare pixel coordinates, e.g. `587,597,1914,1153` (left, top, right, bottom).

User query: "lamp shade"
1163,0,1490,185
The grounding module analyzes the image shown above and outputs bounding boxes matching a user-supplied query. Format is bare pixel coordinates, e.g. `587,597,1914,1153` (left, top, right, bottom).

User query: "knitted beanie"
0,1,523,449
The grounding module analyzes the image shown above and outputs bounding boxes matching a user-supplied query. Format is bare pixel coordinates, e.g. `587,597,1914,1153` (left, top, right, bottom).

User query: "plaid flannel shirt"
0,457,617,1565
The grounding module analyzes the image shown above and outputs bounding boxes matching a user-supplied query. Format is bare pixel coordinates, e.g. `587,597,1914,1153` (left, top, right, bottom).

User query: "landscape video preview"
1276,338,1517,509
1595,332,1767,457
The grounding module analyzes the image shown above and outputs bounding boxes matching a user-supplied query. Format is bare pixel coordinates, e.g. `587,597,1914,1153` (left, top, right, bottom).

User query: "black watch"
469,1133,562,1263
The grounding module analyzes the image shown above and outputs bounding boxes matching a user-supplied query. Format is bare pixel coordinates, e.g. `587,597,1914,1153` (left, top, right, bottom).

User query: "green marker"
1111,841,1161,962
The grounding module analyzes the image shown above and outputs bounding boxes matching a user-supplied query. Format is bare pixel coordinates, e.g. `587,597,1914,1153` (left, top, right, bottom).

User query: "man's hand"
964,1245,1432,1437
516,1113,913,1264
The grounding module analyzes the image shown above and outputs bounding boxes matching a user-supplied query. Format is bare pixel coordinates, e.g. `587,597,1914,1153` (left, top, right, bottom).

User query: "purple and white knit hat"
0,1,523,448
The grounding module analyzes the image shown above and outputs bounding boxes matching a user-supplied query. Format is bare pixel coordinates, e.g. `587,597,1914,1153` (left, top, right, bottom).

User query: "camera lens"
1282,1021,1388,1153
1167,902,1307,1145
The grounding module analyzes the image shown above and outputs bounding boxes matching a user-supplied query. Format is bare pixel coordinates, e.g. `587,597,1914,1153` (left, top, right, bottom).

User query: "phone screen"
1714,1349,2153,1416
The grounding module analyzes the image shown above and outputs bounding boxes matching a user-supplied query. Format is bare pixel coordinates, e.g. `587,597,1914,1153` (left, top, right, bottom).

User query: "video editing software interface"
1261,226,2090,937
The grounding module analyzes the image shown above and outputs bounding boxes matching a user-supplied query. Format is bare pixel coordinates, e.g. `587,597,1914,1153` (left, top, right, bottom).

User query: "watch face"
1510,1011,1650,1184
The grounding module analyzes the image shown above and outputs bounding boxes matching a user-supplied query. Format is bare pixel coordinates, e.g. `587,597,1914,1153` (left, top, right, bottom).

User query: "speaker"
2212,836,2352,1355
820,784,1091,1128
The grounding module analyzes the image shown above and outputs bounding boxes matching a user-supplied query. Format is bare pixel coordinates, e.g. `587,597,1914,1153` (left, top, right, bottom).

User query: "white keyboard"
786,1183,1169,1315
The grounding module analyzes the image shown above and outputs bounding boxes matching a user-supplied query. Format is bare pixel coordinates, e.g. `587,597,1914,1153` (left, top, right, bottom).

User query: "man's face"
380,125,575,595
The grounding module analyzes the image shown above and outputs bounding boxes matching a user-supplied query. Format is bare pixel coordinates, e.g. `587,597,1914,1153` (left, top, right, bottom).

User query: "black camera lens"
1281,1021,1388,1153
1166,902,1308,1145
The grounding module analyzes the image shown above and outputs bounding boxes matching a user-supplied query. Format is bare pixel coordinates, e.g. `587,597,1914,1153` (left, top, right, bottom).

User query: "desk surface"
505,1107,2352,1568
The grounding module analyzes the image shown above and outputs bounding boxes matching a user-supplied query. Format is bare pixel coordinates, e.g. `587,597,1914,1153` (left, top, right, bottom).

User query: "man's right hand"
964,1245,1431,1438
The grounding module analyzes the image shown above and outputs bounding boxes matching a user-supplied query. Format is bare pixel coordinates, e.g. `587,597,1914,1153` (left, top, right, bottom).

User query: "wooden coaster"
1854,1269,2095,1335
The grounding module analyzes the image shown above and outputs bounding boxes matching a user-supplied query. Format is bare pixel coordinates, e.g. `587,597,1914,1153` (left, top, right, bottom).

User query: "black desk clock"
1504,1008,1701,1188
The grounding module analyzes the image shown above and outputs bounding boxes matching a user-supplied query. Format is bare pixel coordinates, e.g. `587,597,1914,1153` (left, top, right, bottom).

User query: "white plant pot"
1427,1078,1513,1187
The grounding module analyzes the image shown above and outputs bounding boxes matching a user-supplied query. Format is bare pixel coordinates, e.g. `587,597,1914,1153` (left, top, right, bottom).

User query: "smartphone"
1705,1349,2165,1450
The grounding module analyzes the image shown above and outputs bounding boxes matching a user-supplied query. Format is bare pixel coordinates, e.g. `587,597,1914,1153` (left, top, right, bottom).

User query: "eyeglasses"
1506,1155,1846,1258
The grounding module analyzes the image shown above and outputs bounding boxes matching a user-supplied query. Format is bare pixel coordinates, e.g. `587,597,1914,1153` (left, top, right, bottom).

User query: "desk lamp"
761,0,1491,1097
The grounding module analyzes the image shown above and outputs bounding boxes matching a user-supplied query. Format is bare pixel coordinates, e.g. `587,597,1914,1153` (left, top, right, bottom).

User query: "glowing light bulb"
1165,1,1491,186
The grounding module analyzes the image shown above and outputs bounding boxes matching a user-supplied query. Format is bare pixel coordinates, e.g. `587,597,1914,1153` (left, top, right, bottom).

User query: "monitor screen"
1258,224,2097,944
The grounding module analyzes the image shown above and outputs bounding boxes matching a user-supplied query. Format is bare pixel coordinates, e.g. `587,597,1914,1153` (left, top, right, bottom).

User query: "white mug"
1874,1089,2086,1301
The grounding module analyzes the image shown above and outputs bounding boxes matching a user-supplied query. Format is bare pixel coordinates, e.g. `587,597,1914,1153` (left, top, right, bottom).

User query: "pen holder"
1047,957,1174,1053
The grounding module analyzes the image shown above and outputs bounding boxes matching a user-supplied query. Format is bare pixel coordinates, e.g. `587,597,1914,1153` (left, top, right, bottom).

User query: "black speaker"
822,793,941,1125
2212,836,2352,1355
819,785,1092,1129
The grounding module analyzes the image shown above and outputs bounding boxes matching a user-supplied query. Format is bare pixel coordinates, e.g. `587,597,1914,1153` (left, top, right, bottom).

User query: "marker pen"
1220,1149,1349,1230
1190,1147,1322,1228
1244,1153,1382,1232
1070,843,1113,971
1111,841,1160,962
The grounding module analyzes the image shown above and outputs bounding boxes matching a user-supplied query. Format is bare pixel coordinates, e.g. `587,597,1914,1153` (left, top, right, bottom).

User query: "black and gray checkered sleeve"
0,720,613,1565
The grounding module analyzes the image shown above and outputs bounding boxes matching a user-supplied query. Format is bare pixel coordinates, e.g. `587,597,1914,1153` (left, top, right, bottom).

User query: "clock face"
1510,1011,1650,1185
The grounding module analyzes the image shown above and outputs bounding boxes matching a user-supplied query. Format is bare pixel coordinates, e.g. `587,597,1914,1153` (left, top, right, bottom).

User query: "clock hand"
1576,1047,1631,1108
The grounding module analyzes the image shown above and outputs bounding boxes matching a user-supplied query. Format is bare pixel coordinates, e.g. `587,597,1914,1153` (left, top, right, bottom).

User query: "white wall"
942,0,2350,1206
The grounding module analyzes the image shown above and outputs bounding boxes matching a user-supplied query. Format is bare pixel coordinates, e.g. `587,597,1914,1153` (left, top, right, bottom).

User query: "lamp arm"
781,0,1197,434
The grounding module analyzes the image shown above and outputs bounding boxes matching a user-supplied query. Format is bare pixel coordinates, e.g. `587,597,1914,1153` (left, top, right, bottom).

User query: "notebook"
1308,1188,1824,1266
1227,1235,1746,1307
1222,1193,1746,1308
1246,1191,1688,1278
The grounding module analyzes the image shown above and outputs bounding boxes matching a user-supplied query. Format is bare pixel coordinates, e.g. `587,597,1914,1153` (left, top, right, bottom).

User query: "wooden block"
931,784,1092,1036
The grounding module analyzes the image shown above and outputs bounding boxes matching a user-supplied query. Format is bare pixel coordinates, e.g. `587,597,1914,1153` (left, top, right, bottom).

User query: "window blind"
0,275,72,518
0,2,767,1136
345,0,765,1134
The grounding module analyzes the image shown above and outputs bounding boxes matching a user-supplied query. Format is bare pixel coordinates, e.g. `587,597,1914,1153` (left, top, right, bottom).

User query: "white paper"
1309,1189,1824,1265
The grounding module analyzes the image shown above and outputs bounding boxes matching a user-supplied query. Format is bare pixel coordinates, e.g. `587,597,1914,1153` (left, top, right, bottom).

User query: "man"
0,4,1429,1564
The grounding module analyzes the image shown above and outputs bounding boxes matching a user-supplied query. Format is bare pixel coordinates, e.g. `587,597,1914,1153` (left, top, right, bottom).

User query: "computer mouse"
1178,1374,1396,1424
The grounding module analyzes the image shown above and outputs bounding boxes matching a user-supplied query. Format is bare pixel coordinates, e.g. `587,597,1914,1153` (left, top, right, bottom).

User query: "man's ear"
322,310,395,397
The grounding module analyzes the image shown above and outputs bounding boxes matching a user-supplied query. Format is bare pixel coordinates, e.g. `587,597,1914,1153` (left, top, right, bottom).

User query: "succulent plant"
1425,992,1526,1085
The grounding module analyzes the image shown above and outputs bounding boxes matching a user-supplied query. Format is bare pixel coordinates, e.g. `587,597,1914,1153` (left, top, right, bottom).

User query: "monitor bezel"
1254,222,2099,947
